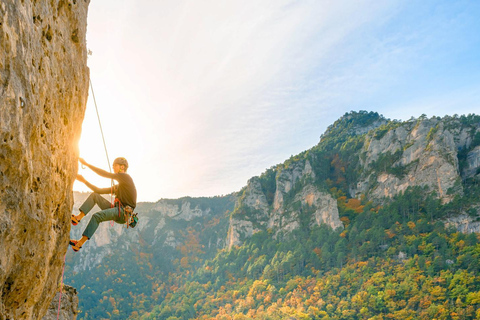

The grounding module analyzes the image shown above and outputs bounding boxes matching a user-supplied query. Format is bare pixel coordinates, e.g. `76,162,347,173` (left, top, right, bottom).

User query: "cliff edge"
0,0,89,319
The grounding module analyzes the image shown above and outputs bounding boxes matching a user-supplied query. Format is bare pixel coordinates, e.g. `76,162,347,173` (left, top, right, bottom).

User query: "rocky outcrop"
153,200,210,221
357,119,461,203
272,160,315,211
227,218,257,249
227,160,343,248
321,111,388,138
463,146,480,179
297,184,342,230
269,160,341,234
444,210,480,234
0,1,89,319
42,285,78,320
226,177,271,248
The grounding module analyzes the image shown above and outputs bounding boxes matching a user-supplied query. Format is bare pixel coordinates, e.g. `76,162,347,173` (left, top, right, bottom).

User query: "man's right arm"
77,174,114,194
83,181,112,194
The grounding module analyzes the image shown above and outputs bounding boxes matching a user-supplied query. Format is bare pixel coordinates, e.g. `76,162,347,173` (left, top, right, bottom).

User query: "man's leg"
79,192,111,214
71,207,122,250
73,193,111,224
82,207,126,240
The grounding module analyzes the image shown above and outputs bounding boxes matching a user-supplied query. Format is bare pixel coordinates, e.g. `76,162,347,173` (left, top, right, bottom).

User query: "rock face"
444,209,480,234
0,1,89,319
227,160,343,248
296,184,342,230
42,285,78,320
153,200,210,222
463,146,480,179
357,119,462,203
269,160,342,234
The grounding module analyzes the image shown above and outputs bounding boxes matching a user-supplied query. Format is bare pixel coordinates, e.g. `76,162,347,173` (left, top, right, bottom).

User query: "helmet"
113,157,128,169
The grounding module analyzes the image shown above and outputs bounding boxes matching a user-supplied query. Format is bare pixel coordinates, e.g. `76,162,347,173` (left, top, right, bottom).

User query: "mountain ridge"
226,111,480,248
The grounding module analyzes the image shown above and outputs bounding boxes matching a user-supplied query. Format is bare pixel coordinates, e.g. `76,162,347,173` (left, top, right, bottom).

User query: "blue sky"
74,0,480,201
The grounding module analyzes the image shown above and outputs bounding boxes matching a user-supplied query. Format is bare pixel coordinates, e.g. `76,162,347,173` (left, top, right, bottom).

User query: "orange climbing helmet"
113,157,129,169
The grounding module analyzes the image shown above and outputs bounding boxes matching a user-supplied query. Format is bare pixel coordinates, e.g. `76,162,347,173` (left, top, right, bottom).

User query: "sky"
73,0,480,202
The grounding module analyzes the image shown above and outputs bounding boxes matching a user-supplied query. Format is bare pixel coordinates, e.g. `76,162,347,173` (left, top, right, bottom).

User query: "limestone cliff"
463,145,480,179
270,160,342,233
0,0,89,319
356,118,462,202
227,159,343,248
445,212,480,234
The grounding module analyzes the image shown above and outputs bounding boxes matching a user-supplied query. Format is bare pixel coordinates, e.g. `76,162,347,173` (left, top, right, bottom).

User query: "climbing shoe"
71,214,80,226
69,240,82,252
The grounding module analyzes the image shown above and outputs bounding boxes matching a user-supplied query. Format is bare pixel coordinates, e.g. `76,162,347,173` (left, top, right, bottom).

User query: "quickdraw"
124,205,138,228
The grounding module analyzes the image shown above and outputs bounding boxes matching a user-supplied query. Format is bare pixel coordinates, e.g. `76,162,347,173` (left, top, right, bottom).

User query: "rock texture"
445,211,480,234
0,1,89,319
463,146,480,179
296,184,342,230
42,285,78,320
269,161,341,234
357,119,461,202
227,160,343,248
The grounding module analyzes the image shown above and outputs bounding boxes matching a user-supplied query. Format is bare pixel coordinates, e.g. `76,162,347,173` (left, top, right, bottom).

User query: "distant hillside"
69,192,235,271
66,111,480,319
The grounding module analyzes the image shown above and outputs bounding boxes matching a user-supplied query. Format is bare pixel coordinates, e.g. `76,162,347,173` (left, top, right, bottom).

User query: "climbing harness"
113,198,138,228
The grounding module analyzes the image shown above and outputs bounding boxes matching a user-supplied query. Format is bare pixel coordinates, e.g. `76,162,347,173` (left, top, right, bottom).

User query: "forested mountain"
65,111,480,319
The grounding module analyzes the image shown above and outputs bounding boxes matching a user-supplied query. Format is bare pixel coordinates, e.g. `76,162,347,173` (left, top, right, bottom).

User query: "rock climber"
69,157,137,251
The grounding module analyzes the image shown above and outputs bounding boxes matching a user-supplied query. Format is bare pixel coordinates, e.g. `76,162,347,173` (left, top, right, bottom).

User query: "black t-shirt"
84,164,137,209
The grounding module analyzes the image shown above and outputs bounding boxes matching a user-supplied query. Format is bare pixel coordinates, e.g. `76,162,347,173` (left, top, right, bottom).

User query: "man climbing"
70,157,137,251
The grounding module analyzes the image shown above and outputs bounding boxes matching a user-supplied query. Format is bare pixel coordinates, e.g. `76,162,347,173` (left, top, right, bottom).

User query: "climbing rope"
89,78,115,226
89,78,112,172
